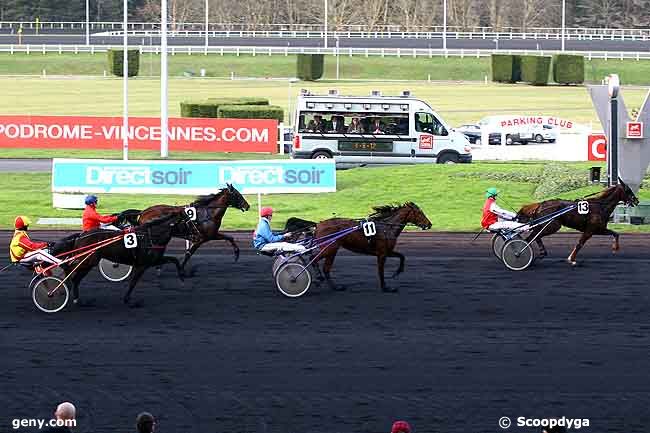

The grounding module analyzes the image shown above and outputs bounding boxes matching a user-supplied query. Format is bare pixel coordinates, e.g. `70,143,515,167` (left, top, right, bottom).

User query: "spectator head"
391,420,411,433
136,412,155,433
54,402,76,421
314,115,322,122
374,118,381,125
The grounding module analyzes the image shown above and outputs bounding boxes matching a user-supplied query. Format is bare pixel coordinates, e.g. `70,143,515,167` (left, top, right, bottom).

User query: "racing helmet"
260,207,274,218
14,215,32,229
485,187,499,198
85,195,98,206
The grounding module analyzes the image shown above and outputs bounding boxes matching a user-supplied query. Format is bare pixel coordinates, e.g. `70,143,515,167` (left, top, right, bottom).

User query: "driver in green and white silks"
481,187,522,231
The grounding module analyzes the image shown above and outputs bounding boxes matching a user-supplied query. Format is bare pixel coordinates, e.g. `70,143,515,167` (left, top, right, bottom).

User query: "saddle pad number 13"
123,233,138,249
362,221,377,237
184,206,197,221
577,201,590,215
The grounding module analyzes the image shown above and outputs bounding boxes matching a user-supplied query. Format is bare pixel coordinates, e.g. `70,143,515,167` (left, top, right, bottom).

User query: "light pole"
85,0,90,46
204,0,209,51
607,74,620,186
493,38,499,51
562,0,566,51
324,0,328,48
122,0,128,161
442,0,447,51
161,0,169,157
335,35,340,80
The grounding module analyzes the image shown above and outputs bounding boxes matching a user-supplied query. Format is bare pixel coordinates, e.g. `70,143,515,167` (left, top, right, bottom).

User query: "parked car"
488,125,558,145
456,124,482,145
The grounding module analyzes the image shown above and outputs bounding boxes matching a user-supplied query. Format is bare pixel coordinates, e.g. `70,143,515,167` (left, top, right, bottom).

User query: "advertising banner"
0,115,278,153
587,134,607,162
52,159,336,195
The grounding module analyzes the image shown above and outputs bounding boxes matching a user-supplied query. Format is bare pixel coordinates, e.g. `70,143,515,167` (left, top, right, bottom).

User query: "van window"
415,112,448,136
298,112,409,135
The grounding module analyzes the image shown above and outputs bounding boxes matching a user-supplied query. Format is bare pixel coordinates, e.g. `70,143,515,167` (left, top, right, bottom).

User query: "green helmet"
485,187,499,198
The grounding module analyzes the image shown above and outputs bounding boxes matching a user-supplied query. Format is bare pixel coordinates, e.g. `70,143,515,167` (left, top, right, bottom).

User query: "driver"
253,207,306,254
82,195,119,232
9,216,62,266
481,187,522,231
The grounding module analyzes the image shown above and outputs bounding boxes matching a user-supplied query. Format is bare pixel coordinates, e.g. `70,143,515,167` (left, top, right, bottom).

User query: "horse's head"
225,183,250,212
617,177,639,206
402,202,432,230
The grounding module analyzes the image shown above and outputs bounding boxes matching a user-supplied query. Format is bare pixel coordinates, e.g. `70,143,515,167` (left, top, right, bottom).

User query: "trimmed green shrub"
107,49,140,77
180,101,219,118
552,54,584,85
296,54,324,81
512,55,522,82
491,54,515,83
206,97,269,107
520,55,551,86
218,105,284,122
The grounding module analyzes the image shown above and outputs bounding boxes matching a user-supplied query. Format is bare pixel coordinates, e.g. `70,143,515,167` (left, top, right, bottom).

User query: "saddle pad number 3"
362,221,377,237
123,233,138,249
577,201,590,215
184,206,197,221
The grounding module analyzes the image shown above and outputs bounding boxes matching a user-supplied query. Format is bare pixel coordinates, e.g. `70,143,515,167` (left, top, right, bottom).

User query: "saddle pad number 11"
123,233,138,249
362,221,377,237
184,206,197,221
577,201,590,215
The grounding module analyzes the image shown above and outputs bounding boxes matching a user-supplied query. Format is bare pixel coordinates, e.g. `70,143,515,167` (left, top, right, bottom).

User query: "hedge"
181,98,270,118
520,55,551,86
206,97,269,107
217,105,284,122
107,49,139,77
552,54,584,85
296,54,324,81
491,54,515,82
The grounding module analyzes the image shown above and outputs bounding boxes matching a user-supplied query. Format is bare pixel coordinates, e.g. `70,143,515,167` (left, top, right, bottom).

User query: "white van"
291,90,472,164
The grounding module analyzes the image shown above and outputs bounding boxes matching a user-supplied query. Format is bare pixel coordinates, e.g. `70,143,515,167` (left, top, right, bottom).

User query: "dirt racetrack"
1,231,650,433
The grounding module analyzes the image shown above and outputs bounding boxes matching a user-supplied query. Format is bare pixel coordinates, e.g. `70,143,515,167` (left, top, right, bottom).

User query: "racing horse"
290,202,432,293
53,211,187,307
125,184,250,270
517,180,639,265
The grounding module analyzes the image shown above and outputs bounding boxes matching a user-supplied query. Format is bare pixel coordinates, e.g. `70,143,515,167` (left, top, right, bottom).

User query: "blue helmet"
85,195,98,206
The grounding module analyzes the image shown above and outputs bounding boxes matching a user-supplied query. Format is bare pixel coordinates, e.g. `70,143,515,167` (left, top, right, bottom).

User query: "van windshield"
298,112,409,135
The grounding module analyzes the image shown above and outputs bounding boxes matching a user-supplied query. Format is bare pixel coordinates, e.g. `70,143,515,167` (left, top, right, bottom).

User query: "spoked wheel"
272,254,303,277
491,234,506,260
32,276,70,313
275,262,311,298
501,239,534,271
99,259,132,282
29,268,65,290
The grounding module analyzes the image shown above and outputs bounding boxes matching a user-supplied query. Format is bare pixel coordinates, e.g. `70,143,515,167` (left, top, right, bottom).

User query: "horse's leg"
321,248,345,291
70,266,93,306
157,256,184,281
567,231,593,266
377,254,397,293
123,266,146,306
601,228,620,253
180,240,205,271
529,220,561,258
213,232,240,262
387,251,405,279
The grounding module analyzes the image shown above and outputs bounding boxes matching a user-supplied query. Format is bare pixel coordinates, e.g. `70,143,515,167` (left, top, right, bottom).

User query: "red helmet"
14,215,32,230
260,207,274,218
391,421,411,433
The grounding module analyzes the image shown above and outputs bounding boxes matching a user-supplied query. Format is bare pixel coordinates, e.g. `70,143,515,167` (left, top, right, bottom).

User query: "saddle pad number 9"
362,221,377,237
577,201,590,215
184,206,197,221
123,233,138,249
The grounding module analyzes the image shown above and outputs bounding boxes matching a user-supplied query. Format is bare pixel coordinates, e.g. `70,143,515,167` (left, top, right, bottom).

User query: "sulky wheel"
32,276,70,313
491,234,506,260
272,254,303,277
501,239,534,271
275,262,311,298
99,259,133,282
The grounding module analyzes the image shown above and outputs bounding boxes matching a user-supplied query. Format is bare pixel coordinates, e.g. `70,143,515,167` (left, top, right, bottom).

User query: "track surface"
2,232,650,433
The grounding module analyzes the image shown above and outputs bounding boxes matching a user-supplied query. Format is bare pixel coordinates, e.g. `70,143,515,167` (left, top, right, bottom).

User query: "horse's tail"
517,202,541,222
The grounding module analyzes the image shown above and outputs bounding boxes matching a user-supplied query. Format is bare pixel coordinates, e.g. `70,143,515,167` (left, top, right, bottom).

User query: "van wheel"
311,151,332,159
535,134,544,143
437,153,459,164
505,135,513,145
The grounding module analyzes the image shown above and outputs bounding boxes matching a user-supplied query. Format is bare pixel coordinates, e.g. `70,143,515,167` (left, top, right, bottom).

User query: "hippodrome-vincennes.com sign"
52,159,336,195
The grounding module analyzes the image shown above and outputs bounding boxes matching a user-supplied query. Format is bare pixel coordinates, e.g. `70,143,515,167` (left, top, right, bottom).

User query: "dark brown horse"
517,181,638,265
306,202,431,293
128,184,250,270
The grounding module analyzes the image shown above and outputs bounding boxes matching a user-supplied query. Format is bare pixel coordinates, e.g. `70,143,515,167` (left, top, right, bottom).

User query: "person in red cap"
82,195,118,232
253,207,306,253
391,420,411,433
9,216,62,266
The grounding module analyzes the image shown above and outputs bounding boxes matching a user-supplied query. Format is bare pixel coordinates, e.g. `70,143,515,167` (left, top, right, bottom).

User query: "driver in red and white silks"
481,187,522,231
253,207,306,254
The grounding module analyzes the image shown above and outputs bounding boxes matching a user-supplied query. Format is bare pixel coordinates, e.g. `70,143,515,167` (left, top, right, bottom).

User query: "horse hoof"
234,251,240,263
382,287,399,293
566,259,577,266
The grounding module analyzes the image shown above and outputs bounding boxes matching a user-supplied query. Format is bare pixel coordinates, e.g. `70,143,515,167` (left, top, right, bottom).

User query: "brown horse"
517,181,639,265
128,184,250,270
309,202,432,293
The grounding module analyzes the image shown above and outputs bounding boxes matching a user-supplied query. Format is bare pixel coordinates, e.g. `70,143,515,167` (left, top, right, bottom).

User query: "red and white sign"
588,134,607,161
497,116,575,130
0,115,278,153
626,122,644,139
419,134,433,149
